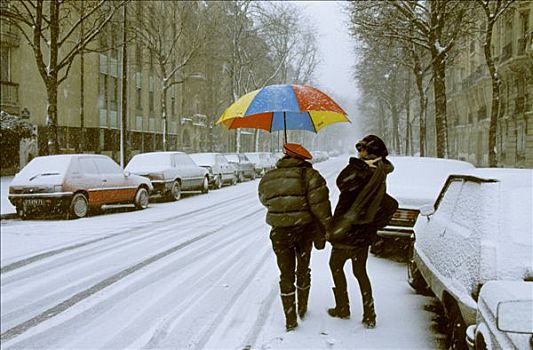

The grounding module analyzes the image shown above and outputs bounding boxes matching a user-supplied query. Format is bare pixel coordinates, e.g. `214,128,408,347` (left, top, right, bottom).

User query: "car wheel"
134,187,149,209
407,243,432,295
168,180,181,201
201,176,209,194
70,193,88,219
214,175,223,189
238,172,245,183
232,174,238,185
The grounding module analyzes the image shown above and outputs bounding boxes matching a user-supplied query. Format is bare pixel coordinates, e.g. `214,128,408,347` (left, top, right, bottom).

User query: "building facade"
447,1,533,168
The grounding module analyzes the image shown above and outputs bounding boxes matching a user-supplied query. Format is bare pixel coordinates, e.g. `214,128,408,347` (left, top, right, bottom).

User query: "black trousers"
270,224,313,295
329,244,373,307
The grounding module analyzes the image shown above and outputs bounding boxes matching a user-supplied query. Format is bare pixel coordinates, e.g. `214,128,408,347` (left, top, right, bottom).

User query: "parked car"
371,156,475,256
466,280,533,350
8,154,153,219
223,153,256,182
244,152,274,176
408,168,533,348
125,151,209,201
189,152,237,189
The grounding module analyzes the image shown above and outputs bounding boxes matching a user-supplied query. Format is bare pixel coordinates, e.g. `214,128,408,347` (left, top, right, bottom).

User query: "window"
136,116,143,131
79,158,99,174
109,77,118,105
175,154,195,166
1,48,10,81
94,157,122,174
452,181,482,231
517,121,526,161
434,180,463,217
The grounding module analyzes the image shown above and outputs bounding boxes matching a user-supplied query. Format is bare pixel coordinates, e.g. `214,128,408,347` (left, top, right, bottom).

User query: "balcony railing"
0,81,19,107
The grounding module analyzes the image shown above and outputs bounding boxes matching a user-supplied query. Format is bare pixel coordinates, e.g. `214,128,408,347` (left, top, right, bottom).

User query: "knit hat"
355,135,389,158
283,143,313,160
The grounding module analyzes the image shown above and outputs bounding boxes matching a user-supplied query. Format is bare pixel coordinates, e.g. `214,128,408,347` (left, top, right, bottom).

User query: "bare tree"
135,1,206,151
1,0,126,154
348,1,473,158
475,0,515,166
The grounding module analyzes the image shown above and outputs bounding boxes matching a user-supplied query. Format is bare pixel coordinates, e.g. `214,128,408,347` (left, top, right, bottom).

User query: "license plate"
24,199,49,208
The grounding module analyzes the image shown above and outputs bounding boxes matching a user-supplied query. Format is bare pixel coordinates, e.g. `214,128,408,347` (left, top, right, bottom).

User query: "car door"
216,154,233,182
94,156,134,203
77,157,106,205
173,153,194,190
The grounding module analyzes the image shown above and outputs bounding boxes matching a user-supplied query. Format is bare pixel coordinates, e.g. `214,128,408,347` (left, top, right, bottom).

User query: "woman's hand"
364,157,382,168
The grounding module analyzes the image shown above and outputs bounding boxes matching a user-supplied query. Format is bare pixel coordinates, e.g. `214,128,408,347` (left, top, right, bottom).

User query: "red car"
8,154,153,219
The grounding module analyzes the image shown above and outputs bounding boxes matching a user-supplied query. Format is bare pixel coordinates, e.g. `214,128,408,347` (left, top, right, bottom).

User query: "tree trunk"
46,84,59,155
432,53,448,158
161,86,168,151
484,22,500,167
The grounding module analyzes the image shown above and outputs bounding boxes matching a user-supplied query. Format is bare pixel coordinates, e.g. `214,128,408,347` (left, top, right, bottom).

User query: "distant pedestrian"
258,143,332,331
327,135,398,329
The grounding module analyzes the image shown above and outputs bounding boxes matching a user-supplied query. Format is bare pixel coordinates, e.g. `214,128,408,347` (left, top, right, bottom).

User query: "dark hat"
283,143,313,160
355,135,389,157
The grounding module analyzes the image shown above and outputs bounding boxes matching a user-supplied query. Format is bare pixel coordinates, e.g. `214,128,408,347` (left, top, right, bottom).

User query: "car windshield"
126,153,171,169
190,153,216,166
17,156,71,181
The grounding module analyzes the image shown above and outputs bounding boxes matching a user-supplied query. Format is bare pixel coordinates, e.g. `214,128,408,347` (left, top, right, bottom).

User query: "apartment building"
447,1,533,167
0,1,229,169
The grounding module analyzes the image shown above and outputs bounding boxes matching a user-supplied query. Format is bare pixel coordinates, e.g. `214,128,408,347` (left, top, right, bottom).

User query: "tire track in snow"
1,192,253,274
0,207,263,343
188,248,272,349
1,195,258,288
1,199,260,329
3,210,265,349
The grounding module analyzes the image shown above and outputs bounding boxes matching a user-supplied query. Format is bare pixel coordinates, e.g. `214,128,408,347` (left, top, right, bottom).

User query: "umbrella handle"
283,111,287,144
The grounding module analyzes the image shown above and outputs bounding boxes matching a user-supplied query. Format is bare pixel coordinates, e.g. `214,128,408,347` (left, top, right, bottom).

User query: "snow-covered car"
223,153,256,182
371,156,475,255
244,152,274,176
408,168,533,349
125,151,209,201
190,152,237,189
465,280,533,350
8,154,153,219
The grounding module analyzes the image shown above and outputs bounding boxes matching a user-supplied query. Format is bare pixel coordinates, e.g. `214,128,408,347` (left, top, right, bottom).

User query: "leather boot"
296,284,310,319
281,292,298,331
327,287,350,319
362,299,376,328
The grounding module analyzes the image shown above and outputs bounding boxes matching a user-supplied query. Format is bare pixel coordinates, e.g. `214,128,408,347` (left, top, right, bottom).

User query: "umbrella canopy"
216,84,350,134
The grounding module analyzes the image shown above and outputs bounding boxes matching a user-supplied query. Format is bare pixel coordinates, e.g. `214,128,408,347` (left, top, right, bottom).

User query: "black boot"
362,299,376,329
297,284,310,319
281,292,298,331
327,287,350,319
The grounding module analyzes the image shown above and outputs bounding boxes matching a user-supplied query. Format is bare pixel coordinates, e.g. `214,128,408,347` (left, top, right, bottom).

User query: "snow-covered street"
1,157,445,349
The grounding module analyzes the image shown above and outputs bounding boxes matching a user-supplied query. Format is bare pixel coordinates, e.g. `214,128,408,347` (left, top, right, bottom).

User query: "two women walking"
258,135,397,332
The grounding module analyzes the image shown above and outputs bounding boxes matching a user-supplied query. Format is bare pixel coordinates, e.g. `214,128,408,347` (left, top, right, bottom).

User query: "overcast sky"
291,1,359,100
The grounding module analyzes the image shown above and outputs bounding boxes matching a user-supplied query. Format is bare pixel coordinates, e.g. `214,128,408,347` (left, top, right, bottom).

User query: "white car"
190,153,237,189
125,152,209,201
466,280,533,350
372,156,475,255
408,168,533,348
244,152,274,176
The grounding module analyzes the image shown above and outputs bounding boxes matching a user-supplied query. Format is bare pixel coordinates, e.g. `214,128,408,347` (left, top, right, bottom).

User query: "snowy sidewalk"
1,176,16,218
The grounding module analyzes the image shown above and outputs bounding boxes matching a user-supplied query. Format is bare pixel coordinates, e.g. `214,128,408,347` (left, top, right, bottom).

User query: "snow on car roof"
190,153,216,165
386,156,475,208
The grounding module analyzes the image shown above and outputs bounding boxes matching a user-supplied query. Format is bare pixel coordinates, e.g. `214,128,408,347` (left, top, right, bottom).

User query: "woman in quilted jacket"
258,143,332,332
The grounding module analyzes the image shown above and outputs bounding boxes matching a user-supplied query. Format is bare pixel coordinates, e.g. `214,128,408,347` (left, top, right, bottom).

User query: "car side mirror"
124,170,131,177
497,300,533,334
419,204,435,220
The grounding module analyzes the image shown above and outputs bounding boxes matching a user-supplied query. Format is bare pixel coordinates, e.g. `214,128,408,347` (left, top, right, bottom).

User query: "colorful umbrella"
216,84,350,142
